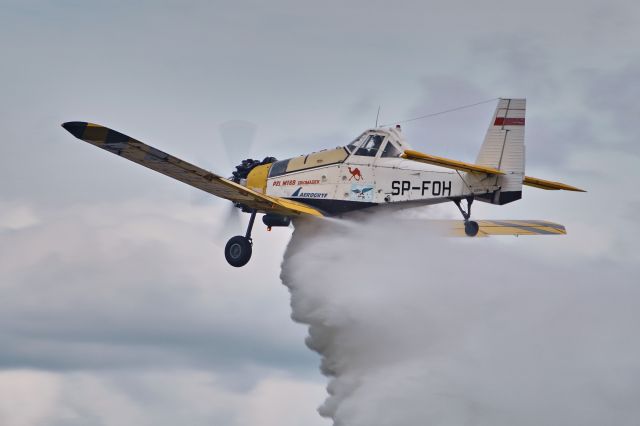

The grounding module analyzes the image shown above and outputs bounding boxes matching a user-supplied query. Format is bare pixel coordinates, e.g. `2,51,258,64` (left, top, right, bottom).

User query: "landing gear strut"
453,197,479,237
224,210,257,267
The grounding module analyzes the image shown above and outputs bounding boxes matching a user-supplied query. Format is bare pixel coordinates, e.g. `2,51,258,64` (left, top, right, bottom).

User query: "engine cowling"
231,157,277,183
230,157,277,213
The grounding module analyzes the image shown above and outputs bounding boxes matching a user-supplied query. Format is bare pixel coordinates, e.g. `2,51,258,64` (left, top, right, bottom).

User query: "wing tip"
559,186,586,192
62,121,88,139
523,176,586,192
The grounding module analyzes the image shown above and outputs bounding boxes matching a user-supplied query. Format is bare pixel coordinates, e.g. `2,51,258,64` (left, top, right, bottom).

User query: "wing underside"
62,122,323,217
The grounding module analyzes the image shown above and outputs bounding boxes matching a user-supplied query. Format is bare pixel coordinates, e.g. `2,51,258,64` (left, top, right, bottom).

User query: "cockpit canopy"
268,127,408,179
347,134,384,156
345,128,406,158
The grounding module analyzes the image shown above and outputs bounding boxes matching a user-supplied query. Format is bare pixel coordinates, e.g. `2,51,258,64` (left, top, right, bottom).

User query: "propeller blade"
189,188,217,205
219,120,258,167
190,120,259,206
215,202,243,241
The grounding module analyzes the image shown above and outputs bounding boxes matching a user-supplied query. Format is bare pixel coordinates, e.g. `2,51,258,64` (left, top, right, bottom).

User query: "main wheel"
464,220,479,237
225,235,253,267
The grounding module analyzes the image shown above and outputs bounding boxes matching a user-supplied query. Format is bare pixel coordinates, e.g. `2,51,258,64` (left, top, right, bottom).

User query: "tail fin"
475,98,526,205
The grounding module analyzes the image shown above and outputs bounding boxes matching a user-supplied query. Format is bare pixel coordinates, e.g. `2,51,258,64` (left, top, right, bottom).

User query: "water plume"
280,214,640,426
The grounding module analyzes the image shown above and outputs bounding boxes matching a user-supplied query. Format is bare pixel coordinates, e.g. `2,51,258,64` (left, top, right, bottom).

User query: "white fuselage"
260,127,503,216
266,153,475,215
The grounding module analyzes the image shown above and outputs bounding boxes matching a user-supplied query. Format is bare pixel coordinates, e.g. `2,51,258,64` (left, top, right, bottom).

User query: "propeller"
189,120,260,240
219,120,258,167
214,201,244,241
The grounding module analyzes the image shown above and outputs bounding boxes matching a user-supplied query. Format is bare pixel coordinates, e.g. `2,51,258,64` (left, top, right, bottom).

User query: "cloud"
0,370,59,426
0,203,40,231
0,198,330,424
0,369,327,426
0,200,315,376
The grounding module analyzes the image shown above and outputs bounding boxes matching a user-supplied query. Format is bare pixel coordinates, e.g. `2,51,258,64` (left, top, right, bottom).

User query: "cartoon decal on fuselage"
348,167,363,181
350,184,374,201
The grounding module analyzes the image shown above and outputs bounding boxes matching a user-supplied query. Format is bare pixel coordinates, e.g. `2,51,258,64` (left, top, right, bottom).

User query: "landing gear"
224,210,257,267
464,220,479,237
453,197,479,237
225,236,252,267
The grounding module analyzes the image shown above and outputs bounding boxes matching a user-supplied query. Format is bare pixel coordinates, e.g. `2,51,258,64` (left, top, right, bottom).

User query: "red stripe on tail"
494,117,525,126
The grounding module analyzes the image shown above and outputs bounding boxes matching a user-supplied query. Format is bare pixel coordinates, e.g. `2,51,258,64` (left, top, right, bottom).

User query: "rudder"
475,98,526,205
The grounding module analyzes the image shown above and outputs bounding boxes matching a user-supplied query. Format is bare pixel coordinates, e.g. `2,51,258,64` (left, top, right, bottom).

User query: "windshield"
346,135,364,153
354,134,385,157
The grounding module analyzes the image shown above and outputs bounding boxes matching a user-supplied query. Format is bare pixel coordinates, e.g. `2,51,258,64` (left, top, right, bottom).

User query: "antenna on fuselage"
375,105,381,127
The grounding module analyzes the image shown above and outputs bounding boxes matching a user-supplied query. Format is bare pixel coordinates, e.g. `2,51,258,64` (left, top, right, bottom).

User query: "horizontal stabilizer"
62,121,323,217
446,220,566,236
523,176,585,192
398,219,567,236
401,149,504,175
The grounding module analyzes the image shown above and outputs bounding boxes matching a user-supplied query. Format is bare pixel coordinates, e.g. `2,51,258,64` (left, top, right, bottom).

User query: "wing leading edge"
61,122,323,218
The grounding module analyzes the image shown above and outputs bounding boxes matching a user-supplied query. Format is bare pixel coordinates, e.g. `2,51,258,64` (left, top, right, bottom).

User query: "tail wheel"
464,220,479,237
225,235,253,267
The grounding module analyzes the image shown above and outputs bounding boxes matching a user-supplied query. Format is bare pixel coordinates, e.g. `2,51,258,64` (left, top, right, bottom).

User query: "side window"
268,159,290,177
355,135,384,157
381,141,401,158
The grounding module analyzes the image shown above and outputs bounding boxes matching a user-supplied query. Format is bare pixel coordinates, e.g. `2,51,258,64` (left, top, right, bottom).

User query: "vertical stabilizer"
475,98,526,204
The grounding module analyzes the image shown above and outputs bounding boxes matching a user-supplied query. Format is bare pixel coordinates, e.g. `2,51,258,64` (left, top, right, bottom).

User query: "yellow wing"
523,176,585,192
444,220,566,236
401,149,505,175
62,122,323,217
402,149,585,192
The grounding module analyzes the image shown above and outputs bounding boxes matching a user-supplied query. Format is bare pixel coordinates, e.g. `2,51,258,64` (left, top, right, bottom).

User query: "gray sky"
1,0,639,424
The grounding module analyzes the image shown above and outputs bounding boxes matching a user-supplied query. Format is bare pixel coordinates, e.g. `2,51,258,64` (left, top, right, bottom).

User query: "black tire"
224,236,252,267
464,220,479,237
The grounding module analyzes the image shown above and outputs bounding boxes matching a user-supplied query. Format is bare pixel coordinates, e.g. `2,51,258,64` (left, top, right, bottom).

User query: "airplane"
62,98,585,267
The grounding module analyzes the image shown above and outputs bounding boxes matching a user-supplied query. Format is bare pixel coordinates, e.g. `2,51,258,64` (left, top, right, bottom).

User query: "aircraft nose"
61,121,88,138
